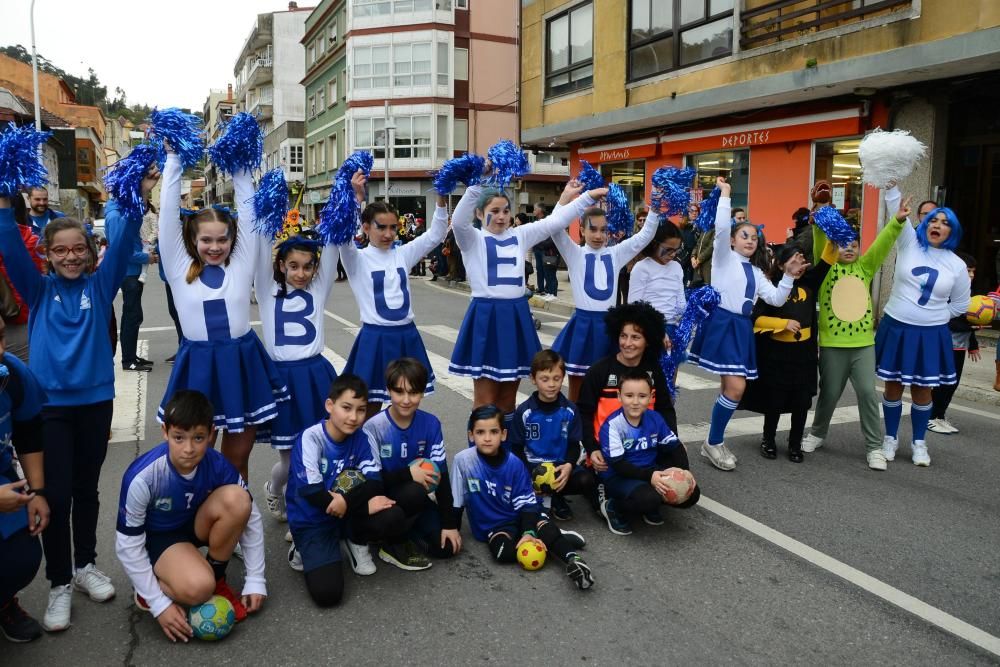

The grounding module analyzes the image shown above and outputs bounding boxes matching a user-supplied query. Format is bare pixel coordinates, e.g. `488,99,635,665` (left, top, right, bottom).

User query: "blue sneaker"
599,499,632,536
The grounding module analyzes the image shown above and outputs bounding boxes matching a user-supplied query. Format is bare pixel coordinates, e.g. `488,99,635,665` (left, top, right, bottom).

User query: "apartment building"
202,87,237,206
521,1,1000,292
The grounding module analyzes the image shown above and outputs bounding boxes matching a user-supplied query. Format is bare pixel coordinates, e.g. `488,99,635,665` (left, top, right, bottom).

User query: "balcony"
740,0,913,51
236,48,273,97
246,89,274,121
529,151,570,177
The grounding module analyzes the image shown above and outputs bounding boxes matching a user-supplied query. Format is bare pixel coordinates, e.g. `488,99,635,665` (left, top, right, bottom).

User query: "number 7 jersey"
883,222,970,326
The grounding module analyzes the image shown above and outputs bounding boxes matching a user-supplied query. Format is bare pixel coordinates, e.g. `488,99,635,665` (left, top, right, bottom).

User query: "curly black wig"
604,301,667,359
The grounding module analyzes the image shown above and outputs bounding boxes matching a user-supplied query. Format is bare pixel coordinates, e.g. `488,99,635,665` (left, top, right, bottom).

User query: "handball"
966,295,997,326
333,468,366,495
411,458,440,493
531,462,558,495
517,541,546,571
659,467,696,506
188,595,236,641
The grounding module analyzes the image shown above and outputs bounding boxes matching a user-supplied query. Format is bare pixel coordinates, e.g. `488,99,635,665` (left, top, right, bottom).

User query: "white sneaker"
927,418,958,435
911,441,931,467
882,436,898,462
345,540,376,576
42,584,72,632
700,440,736,471
263,481,287,522
866,449,888,471
287,544,304,572
800,433,824,453
72,563,115,602
939,418,959,434
284,529,293,543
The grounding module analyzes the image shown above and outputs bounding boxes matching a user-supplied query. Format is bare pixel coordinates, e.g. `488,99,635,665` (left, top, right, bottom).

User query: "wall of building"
273,10,308,130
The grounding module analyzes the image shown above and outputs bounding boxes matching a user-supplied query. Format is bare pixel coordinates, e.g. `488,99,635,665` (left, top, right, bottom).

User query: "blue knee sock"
882,395,903,439
911,401,932,442
707,394,739,445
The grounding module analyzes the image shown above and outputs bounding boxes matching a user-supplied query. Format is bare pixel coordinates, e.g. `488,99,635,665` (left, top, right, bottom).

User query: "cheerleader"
739,240,836,462
339,171,448,419
158,147,289,482
550,192,659,401
253,230,339,522
688,178,808,471
448,175,607,425
876,197,970,467
627,222,686,345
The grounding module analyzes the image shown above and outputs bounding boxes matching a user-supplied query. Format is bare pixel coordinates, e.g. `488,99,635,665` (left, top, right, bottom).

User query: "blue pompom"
149,108,204,170
207,112,263,175
812,205,857,247
485,140,530,189
103,141,162,221
606,183,634,238
660,286,721,399
252,169,289,239
432,153,485,195
693,187,721,233
0,122,52,197
576,160,604,191
317,151,374,245
650,166,695,216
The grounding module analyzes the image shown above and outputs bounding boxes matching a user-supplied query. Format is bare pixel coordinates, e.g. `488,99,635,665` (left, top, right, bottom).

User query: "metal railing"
740,0,912,49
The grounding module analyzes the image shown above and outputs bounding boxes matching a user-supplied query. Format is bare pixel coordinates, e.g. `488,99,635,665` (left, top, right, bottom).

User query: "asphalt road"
6,275,999,665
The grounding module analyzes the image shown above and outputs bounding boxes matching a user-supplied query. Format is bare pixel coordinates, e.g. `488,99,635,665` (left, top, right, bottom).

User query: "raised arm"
94,200,144,301
517,189,602,248
158,153,189,283
230,169,259,266
712,180,733,263
610,210,659,265
450,185,483,252
399,203,448,269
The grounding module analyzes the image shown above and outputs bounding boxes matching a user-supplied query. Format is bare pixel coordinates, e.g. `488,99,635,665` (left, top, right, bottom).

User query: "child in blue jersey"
0,321,49,643
363,358,461,570
508,350,594,522
255,231,339,524
451,405,594,590
115,391,267,643
597,370,700,536
0,170,159,632
688,178,808,472
285,375,411,607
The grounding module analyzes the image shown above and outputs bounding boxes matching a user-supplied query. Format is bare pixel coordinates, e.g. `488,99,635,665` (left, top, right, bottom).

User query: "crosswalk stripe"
111,340,149,444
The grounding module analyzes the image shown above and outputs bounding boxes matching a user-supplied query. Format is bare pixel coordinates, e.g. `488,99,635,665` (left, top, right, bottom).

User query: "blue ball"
188,594,236,641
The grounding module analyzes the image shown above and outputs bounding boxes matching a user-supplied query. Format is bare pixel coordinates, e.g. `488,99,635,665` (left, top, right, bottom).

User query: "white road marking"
111,340,148,444
138,320,261,333
678,404,912,443
698,495,1000,658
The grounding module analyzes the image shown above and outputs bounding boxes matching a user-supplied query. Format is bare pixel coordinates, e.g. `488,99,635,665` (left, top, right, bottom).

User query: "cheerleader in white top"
550,195,659,402
253,230,340,520
158,148,289,481
876,195,970,467
340,171,449,419
448,176,607,424
627,221,687,340
688,178,808,471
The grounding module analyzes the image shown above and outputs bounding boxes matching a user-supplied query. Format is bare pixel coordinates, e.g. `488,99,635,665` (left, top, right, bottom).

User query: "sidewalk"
430,269,1000,407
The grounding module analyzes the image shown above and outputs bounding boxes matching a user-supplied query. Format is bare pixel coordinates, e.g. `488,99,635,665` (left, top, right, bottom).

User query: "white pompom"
858,128,927,189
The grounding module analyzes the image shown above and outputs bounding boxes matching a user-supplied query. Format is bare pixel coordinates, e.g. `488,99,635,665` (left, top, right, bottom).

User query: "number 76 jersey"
116,442,246,537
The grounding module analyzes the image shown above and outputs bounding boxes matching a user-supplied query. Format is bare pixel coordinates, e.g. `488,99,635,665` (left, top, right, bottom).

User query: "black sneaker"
0,597,43,643
559,529,586,550
600,499,632,536
642,509,664,526
122,360,153,372
378,541,431,571
760,437,777,459
135,356,153,366
565,556,594,590
550,495,574,521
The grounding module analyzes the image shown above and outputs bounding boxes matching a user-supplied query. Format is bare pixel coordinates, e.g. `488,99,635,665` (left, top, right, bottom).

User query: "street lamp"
30,0,42,131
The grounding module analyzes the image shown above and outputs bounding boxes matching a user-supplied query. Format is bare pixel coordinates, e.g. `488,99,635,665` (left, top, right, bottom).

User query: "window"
353,0,434,17
318,140,326,173
629,0,734,81
328,78,338,107
353,45,391,90
354,116,387,158
317,37,326,58
393,42,432,87
546,2,593,98
437,42,449,86
317,87,326,111
454,118,468,152
814,138,863,213
329,18,338,45
600,160,645,213
456,0,467,8
289,144,303,173
454,48,469,80
535,151,568,166
308,95,317,118
687,150,749,211
308,143,317,175
393,115,432,159
328,135,338,170
308,43,317,67
436,114,449,160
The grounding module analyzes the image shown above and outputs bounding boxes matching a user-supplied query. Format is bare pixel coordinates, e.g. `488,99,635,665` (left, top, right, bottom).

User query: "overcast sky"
0,0,300,111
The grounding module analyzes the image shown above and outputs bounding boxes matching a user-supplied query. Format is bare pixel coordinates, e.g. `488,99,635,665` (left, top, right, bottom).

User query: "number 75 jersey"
116,442,245,537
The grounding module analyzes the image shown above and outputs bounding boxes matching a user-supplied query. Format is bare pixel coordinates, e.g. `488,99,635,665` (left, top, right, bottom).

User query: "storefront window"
600,160,646,215
814,139,863,218
687,150,749,212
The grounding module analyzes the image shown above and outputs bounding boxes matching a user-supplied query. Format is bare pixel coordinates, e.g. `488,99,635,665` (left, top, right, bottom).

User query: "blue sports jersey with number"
597,408,678,480
507,393,582,464
450,448,538,541
116,444,245,536
0,354,46,539
362,409,447,473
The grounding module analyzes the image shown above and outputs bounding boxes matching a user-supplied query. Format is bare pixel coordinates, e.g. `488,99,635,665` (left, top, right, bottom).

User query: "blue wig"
916,207,961,251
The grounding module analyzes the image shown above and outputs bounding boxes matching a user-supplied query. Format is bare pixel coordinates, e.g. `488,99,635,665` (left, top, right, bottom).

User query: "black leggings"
556,467,597,500
386,481,456,559
932,350,966,419
41,401,114,585
487,520,578,565
304,561,345,608
617,482,702,514
0,528,42,607
763,409,808,449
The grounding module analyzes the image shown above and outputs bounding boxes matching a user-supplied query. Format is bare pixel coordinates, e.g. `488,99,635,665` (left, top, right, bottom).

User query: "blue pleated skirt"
875,314,956,386
158,331,290,432
449,297,540,381
257,354,339,449
342,322,435,403
551,309,614,376
687,307,757,379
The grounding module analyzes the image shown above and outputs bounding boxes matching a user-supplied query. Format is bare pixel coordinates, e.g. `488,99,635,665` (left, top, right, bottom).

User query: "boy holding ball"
598,370,700,536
